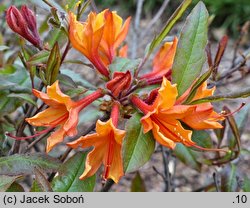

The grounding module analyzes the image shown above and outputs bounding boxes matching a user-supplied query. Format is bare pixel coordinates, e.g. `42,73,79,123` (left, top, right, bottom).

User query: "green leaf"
65,86,87,97
108,57,141,75
52,152,95,192
224,106,240,152
243,177,250,192
0,65,32,115
7,93,36,106
130,172,146,192
190,130,213,149
183,68,213,104
0,65,31,117
0,153,61,176
174,143,201,172
46,42,61,85
221,163,238,192
172,1,209,96
0,175,22,192
60,69,97,89
146,0,192,57
122,112,155,173
27,50,50,66
0,92,23,116
6,182,24,192
47,30,65,47
0,65,30,92
30,180,44,192
190,88,250,104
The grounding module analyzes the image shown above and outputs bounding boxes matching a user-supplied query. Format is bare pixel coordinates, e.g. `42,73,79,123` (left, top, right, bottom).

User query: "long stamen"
208,102,246,121
192,144,229,153
8,113,69,141
6,126,54,140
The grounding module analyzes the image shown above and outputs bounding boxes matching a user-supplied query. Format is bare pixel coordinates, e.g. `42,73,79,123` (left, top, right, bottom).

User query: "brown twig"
90,0,98,13
131,0,144,59
231,21,250,68
161,146,171,192
141,0,170,39
60,40,71,65
24,131,52,153
213,172,220,192
8,105,35,155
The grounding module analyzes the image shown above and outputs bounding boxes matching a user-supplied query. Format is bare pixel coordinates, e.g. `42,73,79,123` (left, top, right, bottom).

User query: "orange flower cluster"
131,77,224,150
25,81,104,152
6,6,227,184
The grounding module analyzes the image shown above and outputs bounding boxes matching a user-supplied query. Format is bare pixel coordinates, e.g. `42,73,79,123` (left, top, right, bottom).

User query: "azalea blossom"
177,81,224,130
131,77,224,149
141,37,178,81
67,102,125,183
69,9,131,78
25,81,104,152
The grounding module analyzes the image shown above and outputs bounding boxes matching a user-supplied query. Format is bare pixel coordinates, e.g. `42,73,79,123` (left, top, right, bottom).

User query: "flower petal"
63,107,80,137
141,113,154,133
160,105,196,119
151,122,176,149
152,37,178,74
32,89,61,107
79,145,106,180
26,107,67,126
67,132,105,149
47,80,74,107
154,118,194,147
113,16,131,49
155,77,178,110
105,142,123,183
182,108,224,130
46,127,66,152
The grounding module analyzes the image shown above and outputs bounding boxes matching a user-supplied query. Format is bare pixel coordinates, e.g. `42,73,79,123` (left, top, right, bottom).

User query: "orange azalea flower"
131,77,224,150
141,37,178,80
177,81,224,130
69,10,131,78
67,102,125,183
25,81,104,152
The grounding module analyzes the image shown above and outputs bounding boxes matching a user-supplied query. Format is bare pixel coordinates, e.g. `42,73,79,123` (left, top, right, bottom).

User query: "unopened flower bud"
106,71,132,97
6,5,42,49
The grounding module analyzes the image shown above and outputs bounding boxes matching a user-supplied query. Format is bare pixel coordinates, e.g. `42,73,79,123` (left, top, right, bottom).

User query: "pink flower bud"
6,5,42,49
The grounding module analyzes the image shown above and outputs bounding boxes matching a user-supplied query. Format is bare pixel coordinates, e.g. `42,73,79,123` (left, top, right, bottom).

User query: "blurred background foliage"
1,0,250,37
95,0,250,38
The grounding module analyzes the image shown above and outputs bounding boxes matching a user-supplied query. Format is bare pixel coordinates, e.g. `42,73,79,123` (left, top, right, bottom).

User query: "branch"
141,0,170,39
131,0,144,59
